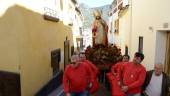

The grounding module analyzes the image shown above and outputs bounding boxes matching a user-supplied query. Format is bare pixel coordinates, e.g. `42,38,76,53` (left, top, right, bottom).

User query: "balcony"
43,7,59,22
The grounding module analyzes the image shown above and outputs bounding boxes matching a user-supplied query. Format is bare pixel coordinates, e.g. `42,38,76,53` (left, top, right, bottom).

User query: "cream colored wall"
0,5,73,96
131,0,170,70
118,8,131,55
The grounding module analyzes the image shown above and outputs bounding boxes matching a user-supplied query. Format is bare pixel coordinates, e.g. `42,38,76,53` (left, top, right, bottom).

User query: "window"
138,36,143,53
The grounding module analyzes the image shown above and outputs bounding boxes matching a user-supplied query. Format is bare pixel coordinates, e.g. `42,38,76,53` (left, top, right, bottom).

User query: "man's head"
79,52,86,61
71,54,79,64
122,54,130,62
154,63,163,76
133,52,144,64
70,52,80,68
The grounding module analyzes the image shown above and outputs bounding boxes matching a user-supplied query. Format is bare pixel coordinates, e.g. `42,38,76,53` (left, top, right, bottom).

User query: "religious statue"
92,9,108,46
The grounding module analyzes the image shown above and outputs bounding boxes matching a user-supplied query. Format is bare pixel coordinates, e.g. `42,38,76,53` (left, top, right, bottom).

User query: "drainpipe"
129,0,132,56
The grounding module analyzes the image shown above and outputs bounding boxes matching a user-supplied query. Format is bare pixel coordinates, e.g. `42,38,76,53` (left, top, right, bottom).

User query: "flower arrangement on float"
85,44,122,69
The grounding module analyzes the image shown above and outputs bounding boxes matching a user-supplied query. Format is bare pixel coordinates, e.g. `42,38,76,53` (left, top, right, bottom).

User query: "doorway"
155,30,170,75
164,31,170,75
51,49,61,75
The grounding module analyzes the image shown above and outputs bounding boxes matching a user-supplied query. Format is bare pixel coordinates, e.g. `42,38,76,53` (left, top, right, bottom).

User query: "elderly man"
142,63,170,96
63,53,92,96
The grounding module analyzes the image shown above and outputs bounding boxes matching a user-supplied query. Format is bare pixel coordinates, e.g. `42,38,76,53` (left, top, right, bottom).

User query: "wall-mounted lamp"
148,26,153,30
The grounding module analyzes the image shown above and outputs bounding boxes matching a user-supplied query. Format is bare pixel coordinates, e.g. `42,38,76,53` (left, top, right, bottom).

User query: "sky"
77,0,113,8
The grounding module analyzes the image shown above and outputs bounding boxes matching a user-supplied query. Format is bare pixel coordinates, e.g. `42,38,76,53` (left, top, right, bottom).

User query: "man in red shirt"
106,55,130,96
111,54,130,80
63,53,91,96
79,52,100,94
79,52,99,76
120,52,146,96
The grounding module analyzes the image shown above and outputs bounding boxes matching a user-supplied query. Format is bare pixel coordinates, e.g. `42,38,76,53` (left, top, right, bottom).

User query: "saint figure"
92,9,108,46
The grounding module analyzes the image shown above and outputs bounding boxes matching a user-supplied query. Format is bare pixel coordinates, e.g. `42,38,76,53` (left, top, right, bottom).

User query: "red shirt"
111,62,126,81
83,60,99,77
63,63,91,93
82,60,100,94
121,62,146,94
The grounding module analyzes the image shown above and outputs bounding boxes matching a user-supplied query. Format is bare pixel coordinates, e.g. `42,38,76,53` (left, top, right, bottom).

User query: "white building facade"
109,0,170,70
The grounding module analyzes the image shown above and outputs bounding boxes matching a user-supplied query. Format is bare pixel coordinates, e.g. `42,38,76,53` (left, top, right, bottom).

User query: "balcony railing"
43,7,59,22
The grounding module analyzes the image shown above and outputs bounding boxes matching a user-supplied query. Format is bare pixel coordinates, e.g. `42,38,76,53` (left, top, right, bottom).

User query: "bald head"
154,63,163,76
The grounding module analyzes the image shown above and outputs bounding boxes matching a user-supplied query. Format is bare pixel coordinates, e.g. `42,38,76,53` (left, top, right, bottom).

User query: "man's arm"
142,70,153,92
111,63,120,75
127,68,146,89
115,62,125,81
87,60,99,75
82,62,94,88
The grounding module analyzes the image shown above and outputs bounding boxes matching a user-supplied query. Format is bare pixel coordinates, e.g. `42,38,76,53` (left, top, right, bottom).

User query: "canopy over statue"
92,9,108,46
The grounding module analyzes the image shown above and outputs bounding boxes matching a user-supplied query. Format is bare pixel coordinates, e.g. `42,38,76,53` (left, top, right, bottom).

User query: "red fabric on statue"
92,27,97,32
106,72,125,96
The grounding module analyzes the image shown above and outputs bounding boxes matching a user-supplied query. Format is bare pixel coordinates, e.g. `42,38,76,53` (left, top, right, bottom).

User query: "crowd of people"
62,8,170,96
63,52,170,96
